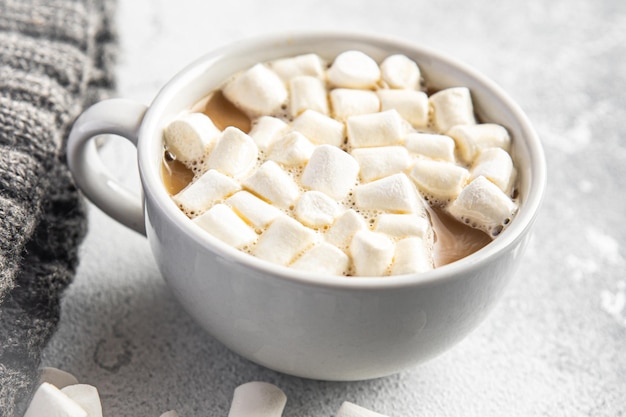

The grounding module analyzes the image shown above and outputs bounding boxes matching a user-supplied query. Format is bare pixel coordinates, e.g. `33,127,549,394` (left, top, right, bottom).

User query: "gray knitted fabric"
0,0,117,415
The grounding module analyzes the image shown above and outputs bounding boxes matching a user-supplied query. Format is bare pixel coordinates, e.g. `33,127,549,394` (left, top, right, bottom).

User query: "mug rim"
138,30,546,290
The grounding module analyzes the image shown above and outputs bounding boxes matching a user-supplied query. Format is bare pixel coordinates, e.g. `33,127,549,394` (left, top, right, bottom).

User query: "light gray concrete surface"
43,0,626,416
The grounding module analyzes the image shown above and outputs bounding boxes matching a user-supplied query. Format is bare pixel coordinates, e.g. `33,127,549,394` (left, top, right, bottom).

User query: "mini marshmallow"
295,190,343,227
448,175,518,236
243,160,300,209
291,109,345,147
24,383,87,417
61,384,103,417
223,63,288,117
193,203,258,249
163,112,220,163
350,230,394,276
377,89,428,128
429,87,476,133
404,132,456,162
301,145,360,200
354,173,422,213
206,126,259,179
268,131,315,166
173,169,240,215
351,146,411,182
471,147,516,194
253,216,316,265
410,159,469,201
269,53,325,81
291,242,350,275
325,209,367,249
227,191,283,229
380,54,421,90
330,88,380,121
347,109,404,148
38,367,79,389
160,412,180,417
447,123,511,163
248,116,289,152
289,75,329,116
335,401,389,417
227,381,287,417
374,213,430,238
327,50,381,89
391,237,434,275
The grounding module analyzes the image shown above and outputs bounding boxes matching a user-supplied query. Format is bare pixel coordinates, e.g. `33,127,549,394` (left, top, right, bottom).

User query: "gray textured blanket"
0,0,116,415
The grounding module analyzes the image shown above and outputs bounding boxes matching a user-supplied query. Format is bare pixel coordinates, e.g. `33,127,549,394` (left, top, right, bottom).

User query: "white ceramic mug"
67,31,546,381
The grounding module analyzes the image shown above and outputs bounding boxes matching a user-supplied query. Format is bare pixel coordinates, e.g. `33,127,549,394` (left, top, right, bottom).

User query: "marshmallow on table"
269,53,325,82
253,216,317,265
391,237,434,275
404,132,456,162
173,169,240,215
291,109,345,147
160,412,180,417
61,385,103,417
295,190,343,227
354,173,423,213
448,175,518,236
193,203,258,249
350,230,395,276
327,50,381,89
39,367,79,389
243,160,300,209
429,87,477,133
335,401,389,417
347,109,405,148
205,126,259,180
226,190,282,229
377,89,428,128
291,242,350,275
227,381,287,417
374,213,430,238
268,131,316,166
289,75,329,116
380,54,421,90
301,144,360,200
410,159,469,202
447,123,511,163
24,382,87,417
325,209,367,249
163,112,220,163
330,88,380,121
248,116,289,152
351,146,411,182
223,63,288,117
470,147,516,194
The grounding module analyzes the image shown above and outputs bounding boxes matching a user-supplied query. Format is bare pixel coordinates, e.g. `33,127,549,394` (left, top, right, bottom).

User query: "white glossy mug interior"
67,31,546,381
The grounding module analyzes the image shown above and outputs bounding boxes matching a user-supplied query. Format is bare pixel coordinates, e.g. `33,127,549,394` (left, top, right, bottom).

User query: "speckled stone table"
42,0,626,416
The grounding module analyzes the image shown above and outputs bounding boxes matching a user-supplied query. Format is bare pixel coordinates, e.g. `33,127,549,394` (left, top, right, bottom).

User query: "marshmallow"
173,169,240,215
377,89,428,128
223,63,288,117
268,131,315,166
391,237,434,275
24,382,87,417
429,87,476,133
227,381,287,417
206,126,259,179
289,75,329,116
448,175,518,236
471,147,516,194
301,145,360,200
163,112,220,163
404,132,456,162
330,88,380,121
291,242,350,275
347,109,404,148
350,230,394,276
253,216,317,265
243,160,300,209
327,50,381,89
291,109,345,147
354,173,422,213
380,54,421,90
335,401,389,417
269,53,325,81
351,146,411,182
160,412,180,417
38,367,79,389
410,159,469,201
193,203,258,249
325,209,367,249
295,190,343,227
374,213,430,238
248,116,289,152
226,191,283,229
447,123,511,163
61,384,103,417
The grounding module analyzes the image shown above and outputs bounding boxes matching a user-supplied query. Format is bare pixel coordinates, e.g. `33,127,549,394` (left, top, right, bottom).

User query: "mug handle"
67,98,149,235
